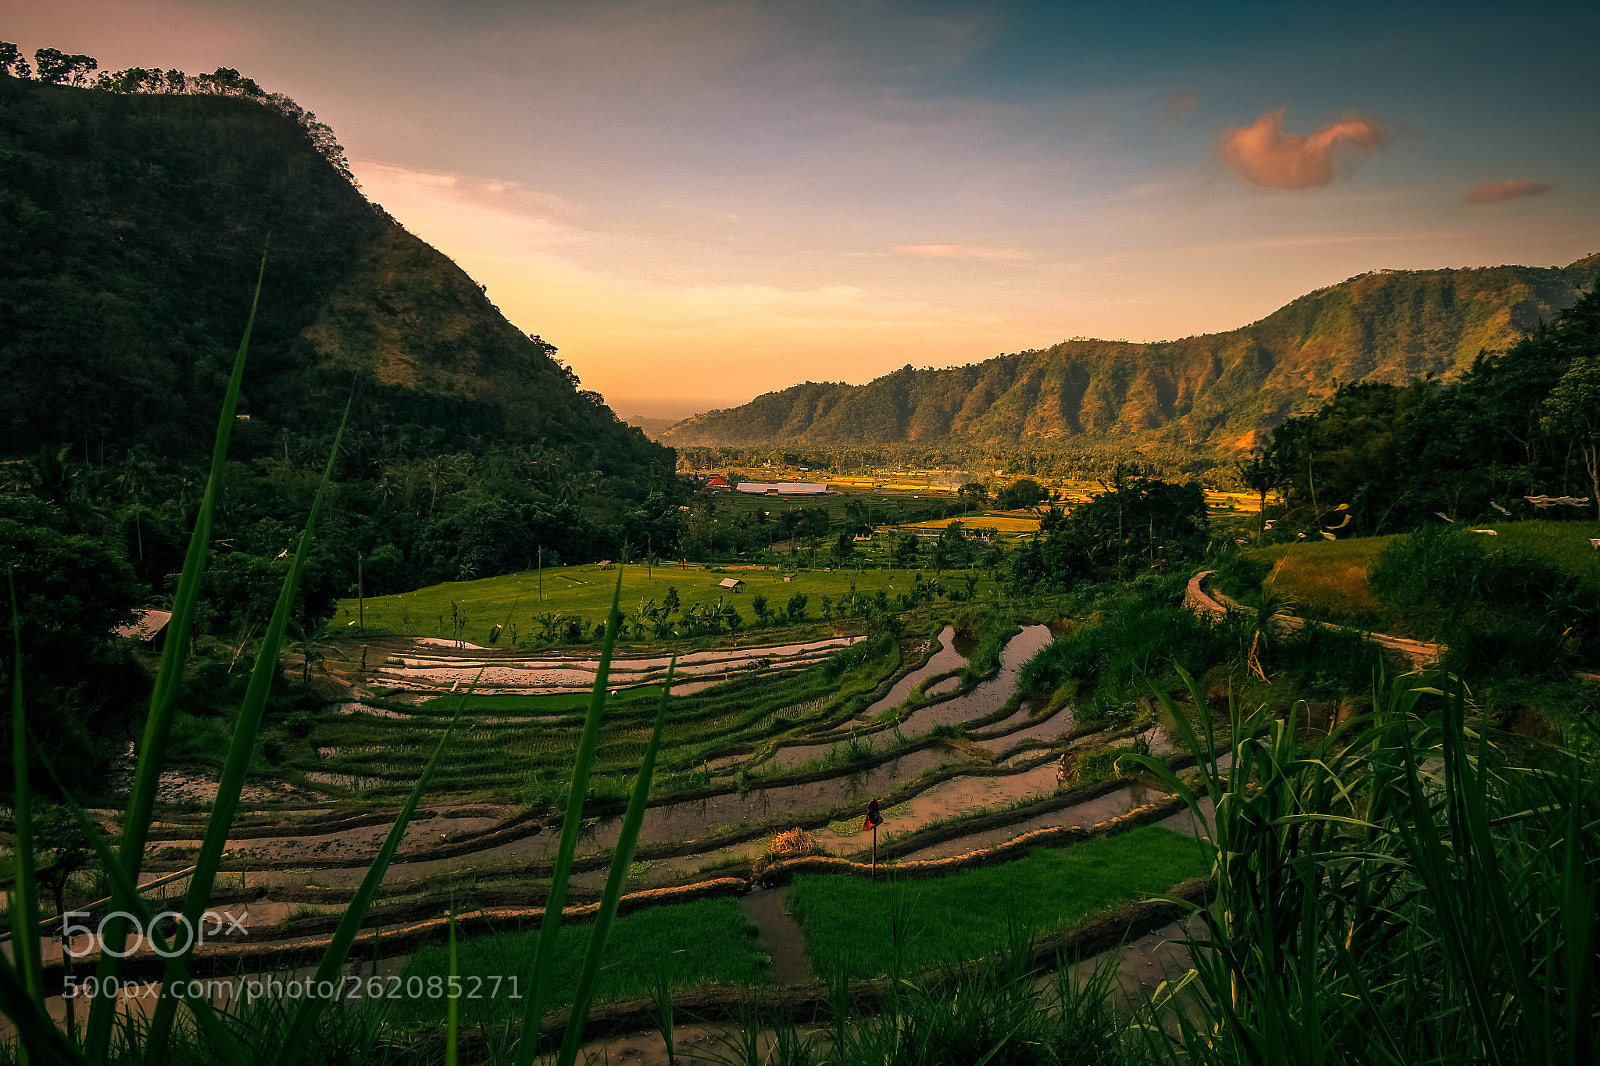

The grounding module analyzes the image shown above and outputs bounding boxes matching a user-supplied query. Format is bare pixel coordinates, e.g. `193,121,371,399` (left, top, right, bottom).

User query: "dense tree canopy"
0,497,146,793
1254,284,1600,533
1011,467,1209,590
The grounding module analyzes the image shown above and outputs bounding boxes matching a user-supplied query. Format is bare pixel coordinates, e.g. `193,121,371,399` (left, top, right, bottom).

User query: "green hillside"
664,258,1600,452
0,72,664,479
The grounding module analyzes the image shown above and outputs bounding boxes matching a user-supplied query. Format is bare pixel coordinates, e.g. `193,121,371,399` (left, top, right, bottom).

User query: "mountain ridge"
663,255,1600,452
0,72,668,479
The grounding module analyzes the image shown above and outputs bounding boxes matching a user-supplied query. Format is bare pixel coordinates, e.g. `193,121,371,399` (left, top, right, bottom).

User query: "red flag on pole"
862,798,883,831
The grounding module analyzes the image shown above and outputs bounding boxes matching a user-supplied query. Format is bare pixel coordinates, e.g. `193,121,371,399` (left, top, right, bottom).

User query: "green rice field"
787,825,1210,981
335,561,996,646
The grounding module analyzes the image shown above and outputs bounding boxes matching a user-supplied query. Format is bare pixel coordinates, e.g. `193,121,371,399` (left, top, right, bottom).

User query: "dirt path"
1188,569,1600,685
740,888,813,987
1187,570,1440,666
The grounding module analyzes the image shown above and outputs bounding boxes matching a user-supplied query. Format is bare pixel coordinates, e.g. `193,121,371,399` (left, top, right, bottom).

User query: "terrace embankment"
50,619,1204,1009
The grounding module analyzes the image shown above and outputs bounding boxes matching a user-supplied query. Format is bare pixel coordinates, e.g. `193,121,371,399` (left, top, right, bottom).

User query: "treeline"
677,441,1220,483
0,441,688,793
1245,284,1600,533
0,41,353,181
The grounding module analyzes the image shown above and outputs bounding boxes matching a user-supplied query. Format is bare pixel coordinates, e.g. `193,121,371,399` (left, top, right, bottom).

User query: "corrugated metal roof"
735,482,828,494
114,608,172,641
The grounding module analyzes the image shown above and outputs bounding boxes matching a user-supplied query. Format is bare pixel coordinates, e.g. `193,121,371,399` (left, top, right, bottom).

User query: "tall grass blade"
85,252,267,1058
556,656,676,1066
1557,756,1596,1066
514,571,625,1066
143,402,352,1060
7,570,43,1013
651,958,676,1066
0,957,86,1066
446,908,460,1066
30,757,247,1066
1446,685,1545,1060
271,690,472,1066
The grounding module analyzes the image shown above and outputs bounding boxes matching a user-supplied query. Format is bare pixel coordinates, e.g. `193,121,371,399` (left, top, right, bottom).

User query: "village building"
114,608,173,648
735,482,828,495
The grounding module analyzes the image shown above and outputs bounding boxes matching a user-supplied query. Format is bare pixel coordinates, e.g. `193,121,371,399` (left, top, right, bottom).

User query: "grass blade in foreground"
25,747,246,1066
143,402,352,1061
446,909,460,1066
7,571,43,1010
514,571,625,1066
556,658,677,1066
271,688,473,1066
0,959,87,1066
85,253,267,1059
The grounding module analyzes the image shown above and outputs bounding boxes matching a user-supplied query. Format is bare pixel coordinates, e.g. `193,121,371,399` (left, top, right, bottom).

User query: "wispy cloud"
1221,109,1383,190
356,161,579,232
1467,179,1554,204
892,243,1030,261
1162,91,1197,125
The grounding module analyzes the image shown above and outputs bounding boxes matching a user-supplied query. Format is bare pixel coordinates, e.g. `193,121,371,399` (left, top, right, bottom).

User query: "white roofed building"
735,482,828,495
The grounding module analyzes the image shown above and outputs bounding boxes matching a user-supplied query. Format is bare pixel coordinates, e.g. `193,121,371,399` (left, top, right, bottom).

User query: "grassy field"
787,826,1210,981
1254,536,1395,623
391,896,767,1028
335,562,996,646
901,511,1042,534
1241,521,1600,624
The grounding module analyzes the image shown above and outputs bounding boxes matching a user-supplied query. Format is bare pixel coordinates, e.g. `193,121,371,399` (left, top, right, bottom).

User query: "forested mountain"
0,56,686,792
663,257,1600,451
0,69,665,480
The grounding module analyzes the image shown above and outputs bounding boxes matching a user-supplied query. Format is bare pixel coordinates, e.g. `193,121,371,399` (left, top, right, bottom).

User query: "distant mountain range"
662,256,1600,452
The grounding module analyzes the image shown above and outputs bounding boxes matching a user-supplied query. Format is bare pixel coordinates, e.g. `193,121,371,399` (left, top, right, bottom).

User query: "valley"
1,26,1596,1066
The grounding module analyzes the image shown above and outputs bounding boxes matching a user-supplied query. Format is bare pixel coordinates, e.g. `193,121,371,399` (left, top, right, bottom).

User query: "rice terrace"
3,7,1600,1066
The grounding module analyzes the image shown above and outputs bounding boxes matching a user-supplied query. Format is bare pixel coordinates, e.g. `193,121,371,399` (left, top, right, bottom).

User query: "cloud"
1467,179,1554,204
1162,92,1197,125
1221,109,1384,190
892,243,1029,261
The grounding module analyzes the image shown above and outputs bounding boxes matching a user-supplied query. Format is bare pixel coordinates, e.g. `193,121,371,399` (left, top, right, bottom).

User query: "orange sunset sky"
5,0,1597,419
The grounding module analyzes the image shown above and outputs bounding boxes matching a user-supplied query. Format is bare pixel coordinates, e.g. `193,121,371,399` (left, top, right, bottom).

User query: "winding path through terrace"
1186,570,1600,683
1185,570,1441,665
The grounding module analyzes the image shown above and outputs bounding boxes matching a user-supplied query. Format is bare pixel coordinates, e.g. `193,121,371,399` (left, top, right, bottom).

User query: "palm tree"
287,616,344,687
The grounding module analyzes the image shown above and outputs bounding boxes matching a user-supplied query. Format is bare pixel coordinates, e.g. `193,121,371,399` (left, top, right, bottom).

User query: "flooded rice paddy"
108,620,1201,986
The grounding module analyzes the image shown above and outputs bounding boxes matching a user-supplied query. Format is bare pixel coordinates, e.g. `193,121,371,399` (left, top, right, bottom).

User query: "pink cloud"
1221,109,1384,190
1467,179,1554,204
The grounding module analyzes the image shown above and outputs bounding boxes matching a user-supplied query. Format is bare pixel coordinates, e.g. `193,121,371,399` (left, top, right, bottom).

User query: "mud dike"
358,633,866,699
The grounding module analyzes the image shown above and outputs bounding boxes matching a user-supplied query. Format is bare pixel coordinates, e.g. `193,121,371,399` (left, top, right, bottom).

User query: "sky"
6,1,1599,419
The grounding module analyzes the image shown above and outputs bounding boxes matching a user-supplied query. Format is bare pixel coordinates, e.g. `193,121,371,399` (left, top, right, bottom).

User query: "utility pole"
357,552,364,635
538,546,543,601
